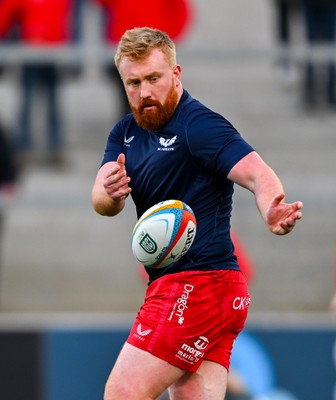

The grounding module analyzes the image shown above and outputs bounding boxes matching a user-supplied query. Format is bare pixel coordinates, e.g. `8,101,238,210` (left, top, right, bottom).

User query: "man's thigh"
104,343,185,400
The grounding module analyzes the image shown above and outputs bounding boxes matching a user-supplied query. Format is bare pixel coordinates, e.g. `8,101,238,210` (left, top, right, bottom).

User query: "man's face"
119,49,182,130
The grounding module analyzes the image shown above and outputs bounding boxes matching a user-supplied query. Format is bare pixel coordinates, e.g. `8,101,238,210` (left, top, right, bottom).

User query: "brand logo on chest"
124,136,135,147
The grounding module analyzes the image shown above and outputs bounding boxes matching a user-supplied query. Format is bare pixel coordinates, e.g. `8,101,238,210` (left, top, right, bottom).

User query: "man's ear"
174,64,182,85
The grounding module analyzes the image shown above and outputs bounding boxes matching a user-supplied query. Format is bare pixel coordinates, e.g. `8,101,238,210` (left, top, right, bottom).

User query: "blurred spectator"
0,0,84,167
302,0,336,108
273,0,292,69
93,0,194,121
272,0,301,85
0,121,19,304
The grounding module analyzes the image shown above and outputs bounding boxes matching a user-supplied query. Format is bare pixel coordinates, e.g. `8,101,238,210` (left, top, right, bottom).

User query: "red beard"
130,83,179,131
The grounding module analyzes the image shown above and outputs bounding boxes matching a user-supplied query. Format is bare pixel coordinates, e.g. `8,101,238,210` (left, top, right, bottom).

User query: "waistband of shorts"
154,269,246,285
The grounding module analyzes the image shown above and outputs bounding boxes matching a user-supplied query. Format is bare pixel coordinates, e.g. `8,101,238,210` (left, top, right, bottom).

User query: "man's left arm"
227,151,303,235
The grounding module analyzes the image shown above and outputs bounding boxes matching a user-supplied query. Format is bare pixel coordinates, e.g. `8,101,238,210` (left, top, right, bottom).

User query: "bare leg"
168,360,228,400
104,343,185,400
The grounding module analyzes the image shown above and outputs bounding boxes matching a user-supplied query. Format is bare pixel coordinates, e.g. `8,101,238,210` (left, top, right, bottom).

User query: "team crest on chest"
158,136,177,151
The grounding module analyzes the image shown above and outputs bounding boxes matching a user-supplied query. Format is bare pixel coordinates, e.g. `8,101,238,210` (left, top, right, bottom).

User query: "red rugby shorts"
126,270,250,372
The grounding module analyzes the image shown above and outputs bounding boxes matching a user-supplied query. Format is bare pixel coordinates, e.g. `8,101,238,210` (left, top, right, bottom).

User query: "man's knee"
104,382,146,400
104,374,164,400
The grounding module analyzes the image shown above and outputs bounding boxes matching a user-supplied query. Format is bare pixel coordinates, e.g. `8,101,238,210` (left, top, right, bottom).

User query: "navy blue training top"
101,90,254,283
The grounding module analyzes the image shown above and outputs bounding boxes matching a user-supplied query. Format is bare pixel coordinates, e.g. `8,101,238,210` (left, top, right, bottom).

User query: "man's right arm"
91,154,132,217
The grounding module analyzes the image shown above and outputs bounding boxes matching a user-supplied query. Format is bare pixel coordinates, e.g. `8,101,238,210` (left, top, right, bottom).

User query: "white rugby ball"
131,200,197,269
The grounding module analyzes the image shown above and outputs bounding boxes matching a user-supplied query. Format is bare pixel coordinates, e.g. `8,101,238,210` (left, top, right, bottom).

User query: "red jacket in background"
230,230,255,284
0,0,75,45
95,0,194,44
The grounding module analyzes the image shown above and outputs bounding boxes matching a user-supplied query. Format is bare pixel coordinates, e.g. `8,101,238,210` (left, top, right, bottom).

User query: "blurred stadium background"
0,1,335,399
0,0,334,313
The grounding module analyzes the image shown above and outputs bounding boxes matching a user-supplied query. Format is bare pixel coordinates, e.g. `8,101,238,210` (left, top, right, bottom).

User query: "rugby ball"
131,200,197,269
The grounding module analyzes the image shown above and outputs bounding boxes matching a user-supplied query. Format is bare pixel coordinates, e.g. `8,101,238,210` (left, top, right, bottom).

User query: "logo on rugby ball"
139,233,158,254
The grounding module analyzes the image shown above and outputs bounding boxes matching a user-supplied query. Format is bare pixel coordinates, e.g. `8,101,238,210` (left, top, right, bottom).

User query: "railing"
1,44,336,65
